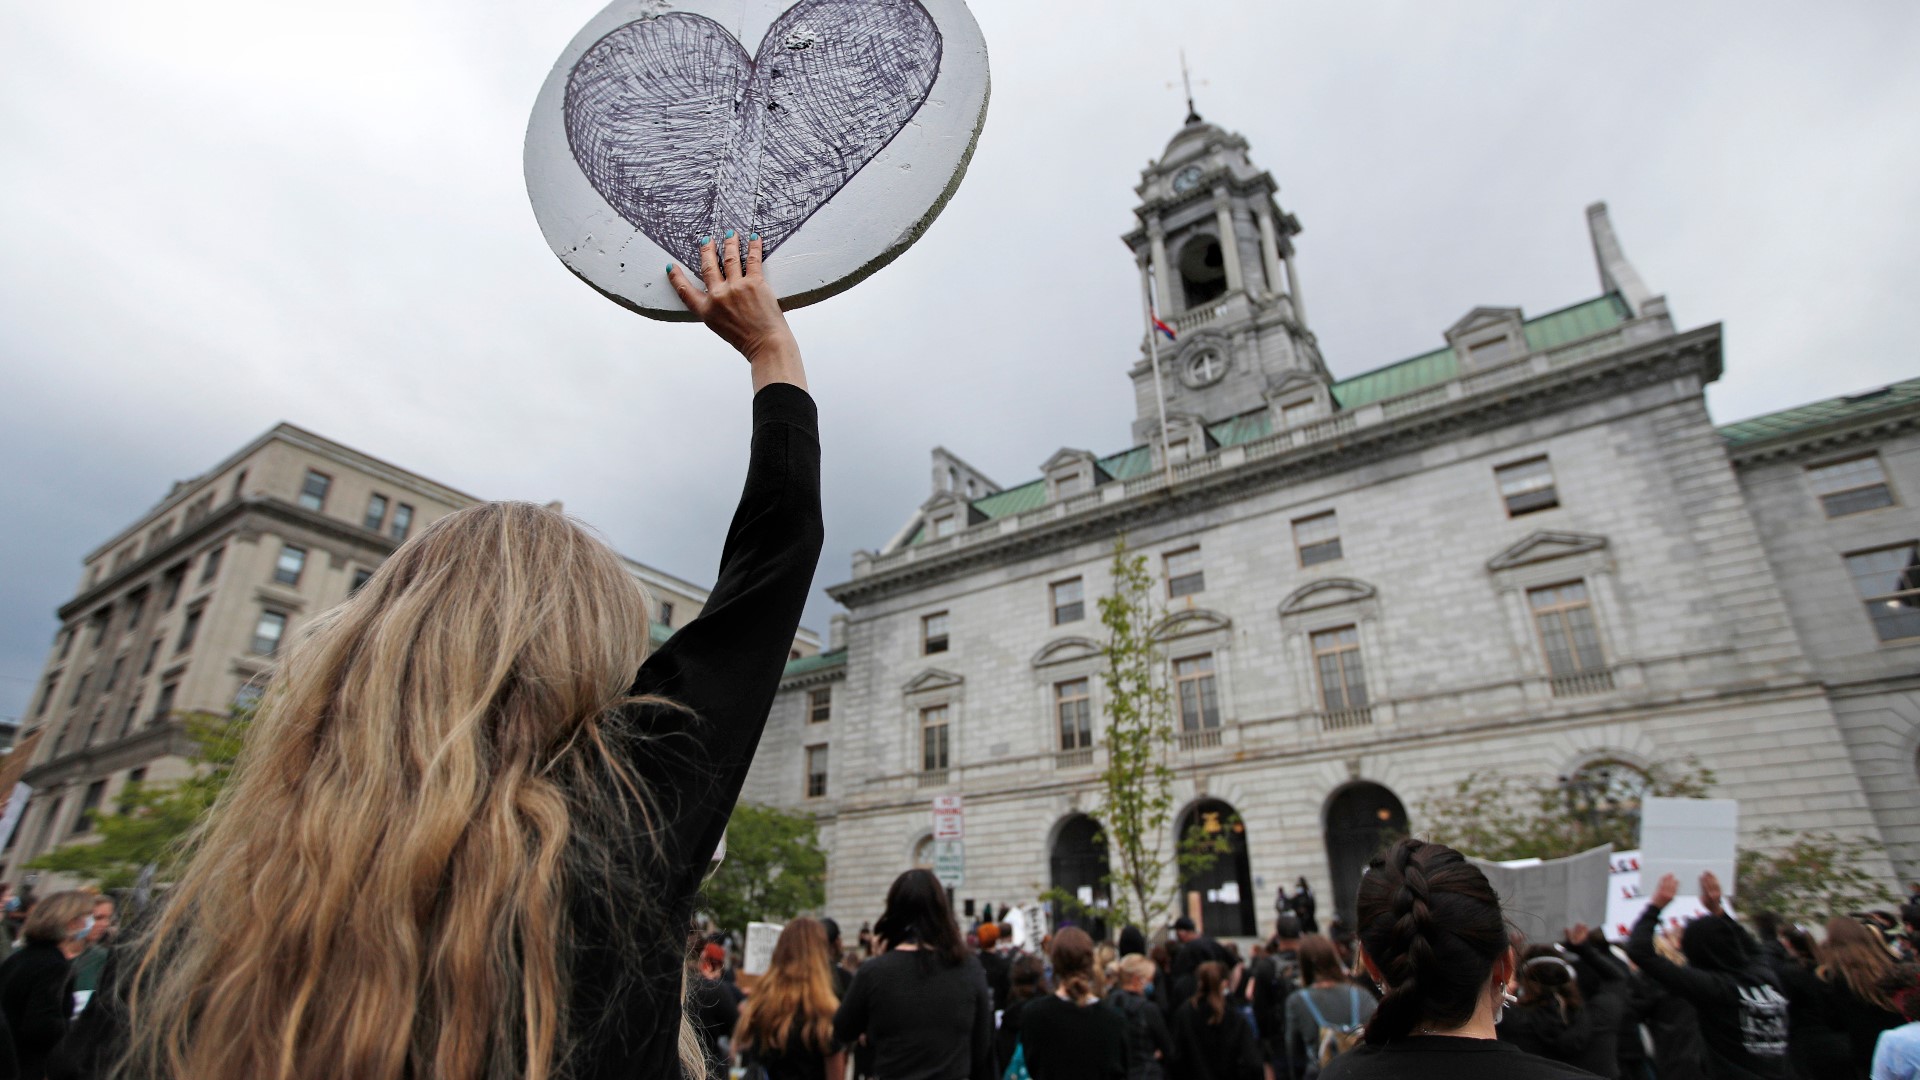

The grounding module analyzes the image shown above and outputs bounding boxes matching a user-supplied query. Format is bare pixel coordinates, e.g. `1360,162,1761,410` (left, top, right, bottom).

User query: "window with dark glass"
351,568,373,594
922,612,950,655
1497,457,1560,516
57,627,73,660
1293,512,1343,567
298,469,331,511
1528,582,1606,675
364,493,389,532
120,700,140,739
161,563,187,610
1165,548,1205,598
808,687,832,723
88,609,110,648
231,468,248,501
920,705,950,772
140,638,161,676
69,671,90,707
1055,678,1093,751
659,601,675,626
274,545,307,587
1173,654,1220,730
252,610,288,655
390,504,414,541
1051,578,1085,625
1809,455,1895,518
176,603,204,653
1845,543,1920,642
152,682,177,725
103,655,125,692
72,780,107,836
806,744,829,799
200,545,224,584
123,589,148,633
34,673,59,717
1311,626,1368,712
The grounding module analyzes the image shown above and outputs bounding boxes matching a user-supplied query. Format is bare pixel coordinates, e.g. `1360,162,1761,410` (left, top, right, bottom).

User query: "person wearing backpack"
1106,955,1176,1080
1285,936,1374,1080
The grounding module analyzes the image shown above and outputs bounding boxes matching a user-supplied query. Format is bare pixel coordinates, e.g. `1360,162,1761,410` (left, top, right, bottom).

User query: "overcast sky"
3,0,1917,719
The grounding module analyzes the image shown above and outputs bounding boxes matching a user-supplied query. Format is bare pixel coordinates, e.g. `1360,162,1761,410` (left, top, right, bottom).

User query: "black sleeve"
1624,904,1727,1005
17,967,70,1060
623,384,824,882
969,964,995,1080
832,961,872,1046
1147,1004,1175,1066
1571,937,1629,985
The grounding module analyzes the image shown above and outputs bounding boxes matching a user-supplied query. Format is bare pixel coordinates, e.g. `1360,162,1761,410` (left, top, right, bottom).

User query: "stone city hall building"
744,112,1920,932
5,424,817,887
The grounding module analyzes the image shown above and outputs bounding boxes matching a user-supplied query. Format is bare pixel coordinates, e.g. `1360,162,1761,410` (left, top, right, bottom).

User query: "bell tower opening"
1178,234,1228,308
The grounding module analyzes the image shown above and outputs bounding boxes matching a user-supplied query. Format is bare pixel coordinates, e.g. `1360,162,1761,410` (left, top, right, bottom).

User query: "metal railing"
915,769,949,788
1054,748,1095,769
1549,670,1616,698
1319,707,1374,732
1176,728,1224,751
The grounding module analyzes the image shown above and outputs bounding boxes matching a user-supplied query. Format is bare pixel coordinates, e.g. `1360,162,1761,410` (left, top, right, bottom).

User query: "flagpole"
1144,273,1177,490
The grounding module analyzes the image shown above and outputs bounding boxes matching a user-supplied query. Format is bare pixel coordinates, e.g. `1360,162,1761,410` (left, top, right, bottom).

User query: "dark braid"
1355,838,1508,1044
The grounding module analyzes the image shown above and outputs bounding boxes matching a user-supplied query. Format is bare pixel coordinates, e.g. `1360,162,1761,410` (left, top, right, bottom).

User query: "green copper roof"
1719,377,1920,448
783,647,848,678
1523,293,1634,351
972,480,1046,519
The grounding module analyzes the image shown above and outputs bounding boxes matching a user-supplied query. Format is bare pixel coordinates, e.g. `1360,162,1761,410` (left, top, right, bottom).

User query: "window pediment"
1280,578,1377,616
1446,306,1525,339
903,668,964,695
1487,531,1609,572
1033,637,1102,668
1150,609,1231,640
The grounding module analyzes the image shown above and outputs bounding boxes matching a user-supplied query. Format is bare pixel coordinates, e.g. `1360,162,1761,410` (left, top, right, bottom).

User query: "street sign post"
933,839,965,888
932,794,964,840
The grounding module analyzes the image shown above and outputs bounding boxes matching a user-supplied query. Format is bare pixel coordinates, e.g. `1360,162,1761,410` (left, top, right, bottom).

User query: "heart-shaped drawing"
564,0,943,270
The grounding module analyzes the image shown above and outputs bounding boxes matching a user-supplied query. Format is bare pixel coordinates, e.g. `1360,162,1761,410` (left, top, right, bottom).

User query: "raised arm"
1624,874,1727,1005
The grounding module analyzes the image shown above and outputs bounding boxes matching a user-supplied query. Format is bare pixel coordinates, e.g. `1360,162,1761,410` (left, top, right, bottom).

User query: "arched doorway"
1177,799,1255,937
1324,783,1407,926
1049,814,1112,940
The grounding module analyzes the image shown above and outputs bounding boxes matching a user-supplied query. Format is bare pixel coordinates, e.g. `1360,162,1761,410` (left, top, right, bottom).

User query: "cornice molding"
828,326,1723,609
1725,409,1920,468
22,718,196,789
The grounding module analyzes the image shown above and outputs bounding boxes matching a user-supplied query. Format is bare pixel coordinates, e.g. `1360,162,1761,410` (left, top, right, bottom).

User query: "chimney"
829,613,849,652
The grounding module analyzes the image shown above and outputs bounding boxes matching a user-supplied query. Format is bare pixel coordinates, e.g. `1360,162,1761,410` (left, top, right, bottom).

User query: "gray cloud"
4,0,1917,717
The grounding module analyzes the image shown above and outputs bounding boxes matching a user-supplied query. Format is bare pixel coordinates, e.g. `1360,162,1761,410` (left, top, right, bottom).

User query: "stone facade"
6,423,816,889
745,114,1915,936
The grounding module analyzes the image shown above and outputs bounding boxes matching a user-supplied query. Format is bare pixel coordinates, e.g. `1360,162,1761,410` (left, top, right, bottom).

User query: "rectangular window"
390,504,414,542
1165,547,1205,598
274,545,307,587
1055,678,1093,751
231,469,248,502
1311,626,1369,712
1281,400,1316,428
118,767,148,811
1845,543,1920,642
1809,455,1895,518
1293,512,1343,567
34,673,59,717
1167,438,1192,465
89,610,111,648
806,744,829,799
103,655,125,692
252,610,288,656
72,780,107,836
120,700,140,739
140,638,161,676
1497,457,1560,516
1528,582,1607,676
350,568,373,594
931,514,957,539
1051,578,1085,625
69,671,91,707
146,520,174,553
1055,473,1087,498
658,600,675,626
123,589,148,633
153,682,178,725
298,469,331,512
922,612,950,655
234,682,264,711
176,603,204,653
1173,654,1220,731
199,545,224,584
1468,336,1520,365
364,493,389,532
162,563,187,610
920,705,950,772
808,687,832,724
57,627,73,660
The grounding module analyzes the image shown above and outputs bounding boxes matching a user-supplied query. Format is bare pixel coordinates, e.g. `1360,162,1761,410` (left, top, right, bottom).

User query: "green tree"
28,709,250,891
1416,757,1715,862
1091,537,1223,931
698,802,827,937
1736,828,1898,925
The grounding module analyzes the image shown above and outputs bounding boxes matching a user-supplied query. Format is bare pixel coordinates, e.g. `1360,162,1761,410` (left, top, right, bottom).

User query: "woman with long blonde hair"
54,234,822,1080
733,918,843,1080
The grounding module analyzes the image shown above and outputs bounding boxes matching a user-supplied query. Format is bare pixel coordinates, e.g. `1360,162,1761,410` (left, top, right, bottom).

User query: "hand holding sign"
1652,873,1680,908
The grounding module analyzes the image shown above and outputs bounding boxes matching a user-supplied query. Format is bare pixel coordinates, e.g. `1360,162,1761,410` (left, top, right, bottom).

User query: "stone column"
1256,206,1284,299
1284,251,1306,327
1148,218,1175,314
1214,191,1244,294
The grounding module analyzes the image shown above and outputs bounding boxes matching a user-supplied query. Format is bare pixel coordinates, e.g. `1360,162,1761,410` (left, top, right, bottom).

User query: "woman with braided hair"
1319,838,1596,1080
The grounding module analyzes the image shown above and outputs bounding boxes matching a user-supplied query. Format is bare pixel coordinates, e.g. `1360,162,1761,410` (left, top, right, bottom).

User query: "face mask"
69,916,94,942
1143,982,1155,996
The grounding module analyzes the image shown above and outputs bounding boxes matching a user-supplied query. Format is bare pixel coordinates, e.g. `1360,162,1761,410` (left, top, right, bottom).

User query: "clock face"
1172,165,1204,194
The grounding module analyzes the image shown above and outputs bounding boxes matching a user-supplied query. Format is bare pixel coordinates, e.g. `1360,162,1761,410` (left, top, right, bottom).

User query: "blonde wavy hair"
124,502,703,1080
734,917,839,1058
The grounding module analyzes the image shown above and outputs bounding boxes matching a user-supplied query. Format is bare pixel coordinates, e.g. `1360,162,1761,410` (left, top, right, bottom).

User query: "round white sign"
525,0,990,320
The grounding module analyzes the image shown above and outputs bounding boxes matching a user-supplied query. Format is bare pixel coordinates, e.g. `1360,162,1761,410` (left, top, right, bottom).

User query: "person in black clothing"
1772,923,1851,1079
1019,928,1128,1080
1498,946,1595,1067
834,869,994,1080
1320,839,1594,1080
999,953,1050,1073
1169,919,1233,1007
1289,880,1320,937
824,918,855,1002
1559,926,1629,1080
1171,962,1261,1080
977,922,1012,1014
1252,917,1302,1078
1108,954,1175,1080
1626,872,1790,1079
1818,915,1906,1077
51,233,824,1080
0,892,92,1080
692,942,743,1070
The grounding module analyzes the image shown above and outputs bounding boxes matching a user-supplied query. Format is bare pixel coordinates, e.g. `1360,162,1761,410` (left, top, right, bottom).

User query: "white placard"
932,838,964,888
743,921,785,975
1468,845,1612,944
1602,849,1735,940
525,0,991,320
1639,797,1739,897
932,794,964,840
0,783,32,854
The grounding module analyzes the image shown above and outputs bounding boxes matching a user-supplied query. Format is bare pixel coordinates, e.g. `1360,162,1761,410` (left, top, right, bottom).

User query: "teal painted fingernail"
666,263,675,274
750,232,759,241
701,235,711,247
725,229,736,239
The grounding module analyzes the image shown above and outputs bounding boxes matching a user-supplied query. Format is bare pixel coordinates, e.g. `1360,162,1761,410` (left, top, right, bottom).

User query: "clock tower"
1122,112,1330,445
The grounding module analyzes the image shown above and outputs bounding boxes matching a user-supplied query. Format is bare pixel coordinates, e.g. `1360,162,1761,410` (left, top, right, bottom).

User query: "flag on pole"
1152,315,1177,342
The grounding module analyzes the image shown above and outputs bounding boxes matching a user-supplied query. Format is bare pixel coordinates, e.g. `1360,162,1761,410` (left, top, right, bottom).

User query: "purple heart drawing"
564,0,943,270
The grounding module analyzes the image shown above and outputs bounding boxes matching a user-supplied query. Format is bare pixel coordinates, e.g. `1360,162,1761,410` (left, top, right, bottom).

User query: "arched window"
1324,783,1407,926
1178,235,1228,308
1560,758,1654,849
912,835,935,870
1178,799,1254,937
